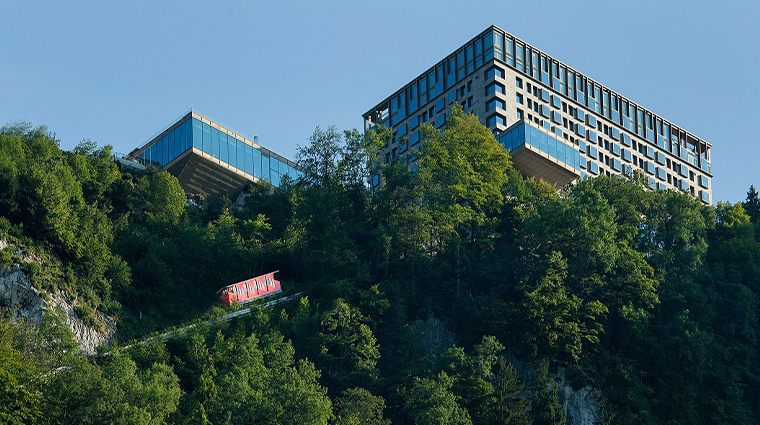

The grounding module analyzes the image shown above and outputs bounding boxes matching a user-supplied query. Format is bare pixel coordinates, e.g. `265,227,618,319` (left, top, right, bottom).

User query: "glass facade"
136,114,302,188
498,122,580,170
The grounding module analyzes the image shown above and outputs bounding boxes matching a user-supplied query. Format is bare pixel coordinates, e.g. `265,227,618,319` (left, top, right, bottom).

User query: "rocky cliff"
557,370,605,425
0,239,116,355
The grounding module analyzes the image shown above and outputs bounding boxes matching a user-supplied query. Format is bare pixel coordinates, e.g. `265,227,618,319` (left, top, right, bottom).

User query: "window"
436,114,446,128
486,82,505,95
487,98,506,111
540,105,550,118
587,130,598,144
219,132,228,164
516,93,523,104
622,133,631,147
183,120,192,152
576,124,586,137
589,161,599,175
397,123,407,137
436,98,445,112
611,143,621,156
611,128,620,141
486,67,505,79
253,149,263,179
227,136,238,169
552,111,561,124
645,161,654,174
448,91,456,104
679,164,689,178
657,167,666,181
168,130,176,163
245,144,253,175
238,140,248,172
202,123,212,154
515,77,523,88
261,153,270,181
487,114,507,127
411,131,420,145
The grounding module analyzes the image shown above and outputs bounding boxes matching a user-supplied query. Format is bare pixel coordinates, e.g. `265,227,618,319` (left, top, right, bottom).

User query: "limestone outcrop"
0,239,116,355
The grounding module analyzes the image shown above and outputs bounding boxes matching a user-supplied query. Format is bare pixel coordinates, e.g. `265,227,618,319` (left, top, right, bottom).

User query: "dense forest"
2,106,760,424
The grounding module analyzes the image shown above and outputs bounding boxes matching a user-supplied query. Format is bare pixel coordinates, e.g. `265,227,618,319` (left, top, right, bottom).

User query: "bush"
0,246,14,267
74,303,104,331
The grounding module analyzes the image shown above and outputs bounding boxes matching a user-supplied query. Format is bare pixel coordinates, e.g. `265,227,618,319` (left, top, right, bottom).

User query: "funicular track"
108,292,303,355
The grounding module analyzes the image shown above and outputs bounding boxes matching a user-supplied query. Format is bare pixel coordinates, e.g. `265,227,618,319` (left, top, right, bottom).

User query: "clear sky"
1,0,758,203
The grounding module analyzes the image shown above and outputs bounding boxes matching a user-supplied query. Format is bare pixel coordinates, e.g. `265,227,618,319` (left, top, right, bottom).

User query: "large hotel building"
363,25,712,203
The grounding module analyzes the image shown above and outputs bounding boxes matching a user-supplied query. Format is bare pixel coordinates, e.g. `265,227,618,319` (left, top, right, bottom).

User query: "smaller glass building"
127,110,302,200
498,120,580,187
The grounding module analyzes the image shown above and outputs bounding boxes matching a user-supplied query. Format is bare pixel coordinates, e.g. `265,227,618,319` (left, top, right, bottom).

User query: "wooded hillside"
1,108,759,424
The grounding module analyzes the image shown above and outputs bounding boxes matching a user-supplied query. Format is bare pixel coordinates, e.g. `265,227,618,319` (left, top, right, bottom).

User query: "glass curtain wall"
497,122,580,170
139,117,303,187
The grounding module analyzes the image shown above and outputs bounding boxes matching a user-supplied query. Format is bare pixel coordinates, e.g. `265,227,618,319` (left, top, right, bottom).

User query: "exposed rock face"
0,264,45,322
557,371,605,425
186,193,206,209
0,240,116,355
233,191,249,212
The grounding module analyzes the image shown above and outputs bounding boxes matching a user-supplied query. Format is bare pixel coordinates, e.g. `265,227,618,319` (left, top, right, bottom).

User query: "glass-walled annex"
498,121,580,171
136,113,303,187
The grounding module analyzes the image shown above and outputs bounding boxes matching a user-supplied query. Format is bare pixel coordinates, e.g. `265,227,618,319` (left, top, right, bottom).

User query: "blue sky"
1,1,757,203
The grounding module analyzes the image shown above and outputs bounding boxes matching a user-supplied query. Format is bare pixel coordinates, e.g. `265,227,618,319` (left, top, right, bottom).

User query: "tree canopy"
2,113,760,424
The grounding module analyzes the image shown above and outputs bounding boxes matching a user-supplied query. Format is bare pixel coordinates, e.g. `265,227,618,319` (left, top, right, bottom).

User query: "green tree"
403,371,472,425
44,351,181,425
333,387,390,425
138,171,186,224
520,251,607,363
528,361,566,425
298,126,343,187
415,103,511,240
487,357,531,425
743,185,760,223
320,298,380,385
0,316,42,424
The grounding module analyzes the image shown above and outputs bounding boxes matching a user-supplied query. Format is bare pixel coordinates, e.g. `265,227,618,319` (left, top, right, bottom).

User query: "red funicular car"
217,271,282,307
